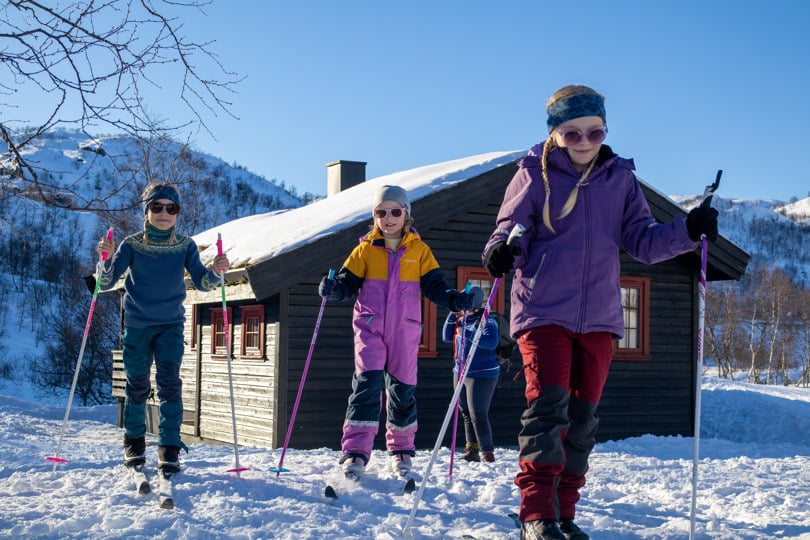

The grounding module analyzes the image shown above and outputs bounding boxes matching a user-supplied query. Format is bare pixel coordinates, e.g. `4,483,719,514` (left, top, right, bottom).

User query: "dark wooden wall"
276,193,699,451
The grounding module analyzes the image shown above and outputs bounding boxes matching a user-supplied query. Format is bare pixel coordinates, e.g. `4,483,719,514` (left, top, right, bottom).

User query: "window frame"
239,304,265,360
614,275,651,361
210,307,233,360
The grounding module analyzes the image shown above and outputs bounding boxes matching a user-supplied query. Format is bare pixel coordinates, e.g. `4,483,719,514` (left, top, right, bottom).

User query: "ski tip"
324,485,338,500
403,478,416,494
45,456,68,464
268,466,289,473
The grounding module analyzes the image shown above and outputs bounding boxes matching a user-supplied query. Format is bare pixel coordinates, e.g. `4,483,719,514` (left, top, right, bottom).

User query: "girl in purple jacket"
483,84,718,540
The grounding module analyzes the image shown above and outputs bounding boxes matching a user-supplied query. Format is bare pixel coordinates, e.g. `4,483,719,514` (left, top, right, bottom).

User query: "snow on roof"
194,150,526,268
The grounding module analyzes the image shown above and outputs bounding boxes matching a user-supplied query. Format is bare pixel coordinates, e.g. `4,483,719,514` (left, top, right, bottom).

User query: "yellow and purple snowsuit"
330,228,463,464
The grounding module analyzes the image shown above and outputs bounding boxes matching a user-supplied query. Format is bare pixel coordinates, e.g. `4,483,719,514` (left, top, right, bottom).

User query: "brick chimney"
326,160,366,196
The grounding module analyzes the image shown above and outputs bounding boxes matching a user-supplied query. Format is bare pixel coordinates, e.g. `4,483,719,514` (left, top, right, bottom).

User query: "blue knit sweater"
98,225,220,328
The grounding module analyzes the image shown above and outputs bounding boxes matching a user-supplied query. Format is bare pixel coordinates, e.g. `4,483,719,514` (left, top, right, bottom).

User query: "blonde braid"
540,138,556,233
559,154,598,220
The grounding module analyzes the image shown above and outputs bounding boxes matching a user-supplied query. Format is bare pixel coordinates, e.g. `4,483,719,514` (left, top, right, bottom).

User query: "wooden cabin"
111,154,749,451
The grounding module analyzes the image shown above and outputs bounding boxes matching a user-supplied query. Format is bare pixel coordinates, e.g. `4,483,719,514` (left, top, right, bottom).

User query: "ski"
403,477,416,494
128,464,151,495
323,476,416,500
158,470,175,509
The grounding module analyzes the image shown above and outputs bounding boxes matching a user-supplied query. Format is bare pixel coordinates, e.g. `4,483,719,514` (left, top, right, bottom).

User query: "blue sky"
12,1,810,202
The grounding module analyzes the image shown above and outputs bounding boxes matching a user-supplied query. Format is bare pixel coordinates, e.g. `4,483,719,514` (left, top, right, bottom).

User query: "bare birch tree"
0,0,241,220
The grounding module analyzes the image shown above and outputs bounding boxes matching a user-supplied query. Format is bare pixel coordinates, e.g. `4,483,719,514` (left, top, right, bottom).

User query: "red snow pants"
514,325,613,523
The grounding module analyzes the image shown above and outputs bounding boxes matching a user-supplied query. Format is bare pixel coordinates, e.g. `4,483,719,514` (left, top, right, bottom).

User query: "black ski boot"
157,445,181,474
559,519,589,540
124,436,146,468
520,519,566,540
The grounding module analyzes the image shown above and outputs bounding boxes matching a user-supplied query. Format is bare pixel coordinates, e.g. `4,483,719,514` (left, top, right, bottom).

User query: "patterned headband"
546,93,606,133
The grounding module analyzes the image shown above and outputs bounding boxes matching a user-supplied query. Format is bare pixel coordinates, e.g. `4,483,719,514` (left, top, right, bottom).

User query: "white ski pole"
46,228,113,471
399,223,525,538
690,170,721,540
217,234,248,476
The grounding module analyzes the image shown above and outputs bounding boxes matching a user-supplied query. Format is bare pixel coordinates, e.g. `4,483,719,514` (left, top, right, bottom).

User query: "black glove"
318,277,339,300
83,273,96,294
484,241,514,278
452,286,485,312
686,204,719,242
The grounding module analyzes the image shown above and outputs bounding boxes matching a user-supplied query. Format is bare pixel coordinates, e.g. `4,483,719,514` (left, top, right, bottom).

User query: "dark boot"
520,519,566,540
481,451,495,463
123,436,145,468
559,519,589,540
158,445,181,474
462,443,480,462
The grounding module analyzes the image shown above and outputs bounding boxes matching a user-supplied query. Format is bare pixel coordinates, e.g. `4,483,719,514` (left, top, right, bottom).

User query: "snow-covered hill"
673,194,810,286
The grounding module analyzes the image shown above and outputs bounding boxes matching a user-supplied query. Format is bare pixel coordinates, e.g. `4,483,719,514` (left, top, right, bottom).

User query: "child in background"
441,286,500,463
483,84,718,540
318,185,481,480
97,183,229,476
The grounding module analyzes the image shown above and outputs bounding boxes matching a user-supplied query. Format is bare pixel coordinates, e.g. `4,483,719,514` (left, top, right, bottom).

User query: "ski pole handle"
217,233,224,257
701,170,722,209
100,228,113,262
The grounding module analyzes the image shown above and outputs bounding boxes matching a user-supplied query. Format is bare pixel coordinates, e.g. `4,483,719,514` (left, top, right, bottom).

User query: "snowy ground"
1,376,809,539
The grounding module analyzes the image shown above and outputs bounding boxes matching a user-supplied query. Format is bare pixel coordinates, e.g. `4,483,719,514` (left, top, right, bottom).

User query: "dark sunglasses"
557,126,608,146
148,202,180,215
374,208,405,218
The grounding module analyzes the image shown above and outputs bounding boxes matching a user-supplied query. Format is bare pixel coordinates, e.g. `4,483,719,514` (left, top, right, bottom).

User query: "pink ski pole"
270,268,335,476
447,283,471,485
46,227,113,470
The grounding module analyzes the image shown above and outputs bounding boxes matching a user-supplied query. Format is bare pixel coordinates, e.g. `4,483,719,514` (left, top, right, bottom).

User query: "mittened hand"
686,205,719,242
318,277,339,299
484,241,515,278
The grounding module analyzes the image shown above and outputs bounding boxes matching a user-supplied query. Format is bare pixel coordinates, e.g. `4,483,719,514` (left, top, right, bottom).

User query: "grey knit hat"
372,185,411,216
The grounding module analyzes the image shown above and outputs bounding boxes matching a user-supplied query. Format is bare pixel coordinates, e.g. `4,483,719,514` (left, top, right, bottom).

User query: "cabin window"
210,307,233,359
240,305,265,359
614,276,651,360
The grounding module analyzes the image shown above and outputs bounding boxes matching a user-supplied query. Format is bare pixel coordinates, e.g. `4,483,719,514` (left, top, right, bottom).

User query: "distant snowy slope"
673,194,810,286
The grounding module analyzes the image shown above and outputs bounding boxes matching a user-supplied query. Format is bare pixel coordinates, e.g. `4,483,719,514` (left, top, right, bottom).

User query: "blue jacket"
98,227,220,328
442,310,500,379
484,143,697,339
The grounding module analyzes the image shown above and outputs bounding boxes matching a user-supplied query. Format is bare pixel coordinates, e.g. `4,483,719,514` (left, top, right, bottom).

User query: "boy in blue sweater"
97,183,229,473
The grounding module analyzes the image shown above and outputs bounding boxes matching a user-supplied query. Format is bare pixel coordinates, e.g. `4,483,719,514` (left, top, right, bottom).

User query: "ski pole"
447,283,471,485
218,234,249,476
46,227,113,471
270,268,335,476
689,170,721,540
401,224,525,538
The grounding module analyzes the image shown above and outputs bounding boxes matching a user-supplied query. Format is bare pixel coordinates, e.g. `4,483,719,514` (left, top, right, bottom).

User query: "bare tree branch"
0,0,243,221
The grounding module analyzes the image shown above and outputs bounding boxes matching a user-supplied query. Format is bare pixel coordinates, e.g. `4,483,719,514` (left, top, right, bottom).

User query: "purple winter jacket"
483,143,698,340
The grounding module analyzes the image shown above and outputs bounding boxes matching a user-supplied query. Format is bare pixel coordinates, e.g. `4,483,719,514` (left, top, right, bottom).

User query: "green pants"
122,323,185,448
